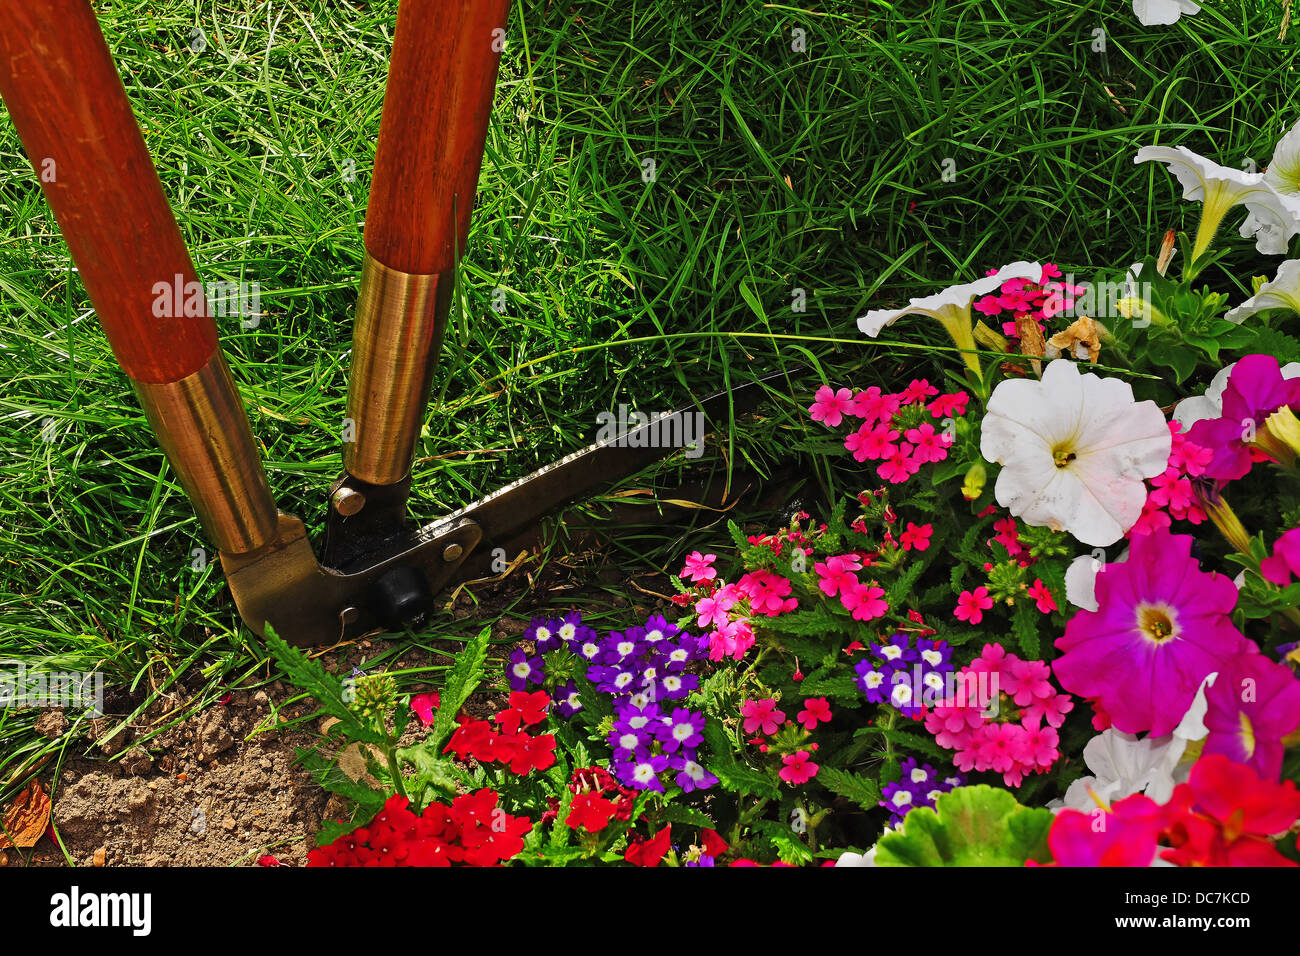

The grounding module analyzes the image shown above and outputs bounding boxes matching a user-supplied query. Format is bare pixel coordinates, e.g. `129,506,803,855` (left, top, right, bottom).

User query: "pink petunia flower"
1053,527,1254,736
1202,651,1300,780
1261,527,1300,586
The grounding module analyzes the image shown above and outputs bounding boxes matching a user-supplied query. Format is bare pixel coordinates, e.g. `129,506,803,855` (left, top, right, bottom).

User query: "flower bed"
267,123,1300,868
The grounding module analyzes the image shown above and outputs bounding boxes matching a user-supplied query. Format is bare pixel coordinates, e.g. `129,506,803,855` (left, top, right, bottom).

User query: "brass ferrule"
133,352,278,554
343,253,452,485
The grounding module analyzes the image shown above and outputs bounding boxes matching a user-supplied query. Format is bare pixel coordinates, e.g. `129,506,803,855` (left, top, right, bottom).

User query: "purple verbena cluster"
879,757,966,824
853,633,954,717
529,612,718,794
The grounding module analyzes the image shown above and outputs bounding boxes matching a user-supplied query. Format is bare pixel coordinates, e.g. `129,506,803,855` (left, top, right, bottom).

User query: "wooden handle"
0,0,218,384
364,0,511,275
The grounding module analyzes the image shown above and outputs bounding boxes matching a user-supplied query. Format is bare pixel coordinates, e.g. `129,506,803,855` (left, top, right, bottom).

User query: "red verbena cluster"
444,690,557,775
540,765,639,830
307,791,533,867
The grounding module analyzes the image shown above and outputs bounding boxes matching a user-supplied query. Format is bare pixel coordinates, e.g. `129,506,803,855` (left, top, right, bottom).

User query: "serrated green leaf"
752,819,815,865
263,624,385,745
816,765,881,809
430,625,492,749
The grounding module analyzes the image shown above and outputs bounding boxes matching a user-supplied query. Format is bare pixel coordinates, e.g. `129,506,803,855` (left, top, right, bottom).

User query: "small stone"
93,847,106,867
222,817,237,832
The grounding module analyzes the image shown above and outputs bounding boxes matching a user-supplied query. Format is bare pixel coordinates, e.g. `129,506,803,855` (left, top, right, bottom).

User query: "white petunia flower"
1053,676,1215,814
856,261,1041,338
1172,356,1300,427
1237,192,1300,256
1132,0,1200,26
855,261,1041,384
1064,546,1130,612
1225,259,1300,323
1135,146,1300,258
1263,117,1300,196
1173,672,1217,741
834,850,874,867
980,360,1172,547
1057,729,1186,812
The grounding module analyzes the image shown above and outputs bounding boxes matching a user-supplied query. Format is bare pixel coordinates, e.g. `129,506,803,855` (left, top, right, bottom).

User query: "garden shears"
0,0,786,646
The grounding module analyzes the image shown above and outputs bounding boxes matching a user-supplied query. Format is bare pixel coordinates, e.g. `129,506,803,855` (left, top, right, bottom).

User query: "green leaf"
874,785,1053,866
430,625,492,750
752,819,814,865
816,766,881,809
1146,341,1199,384
263,624,385,745
393,746,464,800
296,746,387,810
712,761,782,801
657,805,716,829
1011,600,1041,659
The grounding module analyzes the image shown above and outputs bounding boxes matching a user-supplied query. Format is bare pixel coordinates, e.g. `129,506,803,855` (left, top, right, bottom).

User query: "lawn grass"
1,0,1296,795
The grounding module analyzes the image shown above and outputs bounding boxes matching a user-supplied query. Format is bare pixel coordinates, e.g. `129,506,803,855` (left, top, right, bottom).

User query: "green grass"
1,0,1296,791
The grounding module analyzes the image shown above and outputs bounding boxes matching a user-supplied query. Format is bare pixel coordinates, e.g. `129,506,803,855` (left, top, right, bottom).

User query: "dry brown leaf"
1015,314,1046,376
1045,315,1101,364
0,779,51,849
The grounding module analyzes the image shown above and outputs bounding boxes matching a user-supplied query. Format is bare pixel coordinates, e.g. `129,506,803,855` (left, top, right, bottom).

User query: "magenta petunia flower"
1261,527,1300,586
1053,527,1253,736
1185,354,1300,480
1202,651,1300,780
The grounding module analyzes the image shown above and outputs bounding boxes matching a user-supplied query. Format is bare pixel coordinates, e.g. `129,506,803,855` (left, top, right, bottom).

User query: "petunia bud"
961,462,987,500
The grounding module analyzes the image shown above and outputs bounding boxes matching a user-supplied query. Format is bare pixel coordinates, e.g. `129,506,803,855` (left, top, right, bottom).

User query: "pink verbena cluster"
1131,421,1214,535
677,552,798,661
808,379,968,485
971,262,1085,339
814,552,889,622
923,643,1073,787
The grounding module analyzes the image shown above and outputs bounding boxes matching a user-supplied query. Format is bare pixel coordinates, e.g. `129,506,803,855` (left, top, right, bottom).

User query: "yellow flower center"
1137,604,1177,644
1052,443,1077,469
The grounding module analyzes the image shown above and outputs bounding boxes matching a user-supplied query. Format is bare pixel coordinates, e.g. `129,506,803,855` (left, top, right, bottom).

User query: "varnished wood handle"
364,0,512,275
0,0,218,384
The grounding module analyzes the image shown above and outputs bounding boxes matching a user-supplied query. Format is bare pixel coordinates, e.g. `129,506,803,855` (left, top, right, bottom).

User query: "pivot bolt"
442,543,464,562
331,487,366,516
